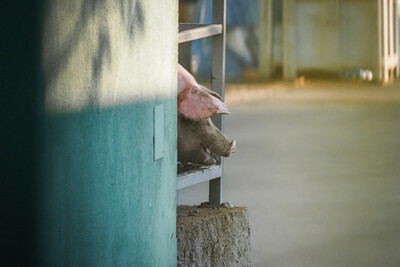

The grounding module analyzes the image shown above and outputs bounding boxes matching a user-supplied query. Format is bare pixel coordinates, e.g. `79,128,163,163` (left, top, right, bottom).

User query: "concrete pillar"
177,205,251,266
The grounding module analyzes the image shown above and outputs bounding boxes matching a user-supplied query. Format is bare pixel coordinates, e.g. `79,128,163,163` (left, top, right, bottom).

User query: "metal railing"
177,0,226,205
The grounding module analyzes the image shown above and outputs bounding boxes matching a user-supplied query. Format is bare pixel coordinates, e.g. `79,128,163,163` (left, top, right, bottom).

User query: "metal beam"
178,24,223,43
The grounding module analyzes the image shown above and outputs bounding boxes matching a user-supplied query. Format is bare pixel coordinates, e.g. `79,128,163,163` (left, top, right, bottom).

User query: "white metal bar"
177,165,223,190
178,24,223,43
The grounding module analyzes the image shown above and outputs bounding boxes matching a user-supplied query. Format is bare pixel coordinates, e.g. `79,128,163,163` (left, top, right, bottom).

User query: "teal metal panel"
38,98,177,266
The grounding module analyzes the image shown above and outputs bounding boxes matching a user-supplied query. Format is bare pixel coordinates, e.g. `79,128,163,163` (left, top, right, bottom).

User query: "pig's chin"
178,145,217,167
201,156,217,166
199,145,217,166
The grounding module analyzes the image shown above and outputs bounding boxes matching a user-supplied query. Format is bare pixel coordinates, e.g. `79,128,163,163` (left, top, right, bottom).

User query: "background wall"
1,0,178,265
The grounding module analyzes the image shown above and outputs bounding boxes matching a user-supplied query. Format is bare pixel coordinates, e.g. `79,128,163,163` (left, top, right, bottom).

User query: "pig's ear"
199,85,224,101
178,86,230,120
177,64,198,95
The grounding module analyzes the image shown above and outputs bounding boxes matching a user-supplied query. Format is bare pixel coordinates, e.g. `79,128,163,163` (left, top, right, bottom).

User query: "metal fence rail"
177,0,226,205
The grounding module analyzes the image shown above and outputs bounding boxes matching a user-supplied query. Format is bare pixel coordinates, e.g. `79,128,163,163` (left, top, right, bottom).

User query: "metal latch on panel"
154,104,164,160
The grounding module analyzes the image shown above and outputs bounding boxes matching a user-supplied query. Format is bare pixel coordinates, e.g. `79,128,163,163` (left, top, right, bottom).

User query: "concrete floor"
178,80,400,267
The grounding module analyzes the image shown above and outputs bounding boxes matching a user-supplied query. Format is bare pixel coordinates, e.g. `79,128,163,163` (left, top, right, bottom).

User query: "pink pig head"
177,64,236,166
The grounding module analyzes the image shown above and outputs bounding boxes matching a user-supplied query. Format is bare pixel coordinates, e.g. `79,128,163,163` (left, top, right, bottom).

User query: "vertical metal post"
209,0,226,205
282,0,297,80
377,0,384,82
211,0,226,105
389,0,394,57
394,0,400,77
259,0,274,79
209,177,222,205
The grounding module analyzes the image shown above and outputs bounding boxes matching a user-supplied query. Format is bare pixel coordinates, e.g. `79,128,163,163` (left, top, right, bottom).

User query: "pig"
177,64,236,166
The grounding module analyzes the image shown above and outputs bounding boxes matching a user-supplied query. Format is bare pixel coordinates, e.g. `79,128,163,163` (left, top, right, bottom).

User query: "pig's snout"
223,140,236,157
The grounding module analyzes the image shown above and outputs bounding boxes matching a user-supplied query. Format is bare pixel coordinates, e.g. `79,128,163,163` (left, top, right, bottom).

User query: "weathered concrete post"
177,205,251,266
